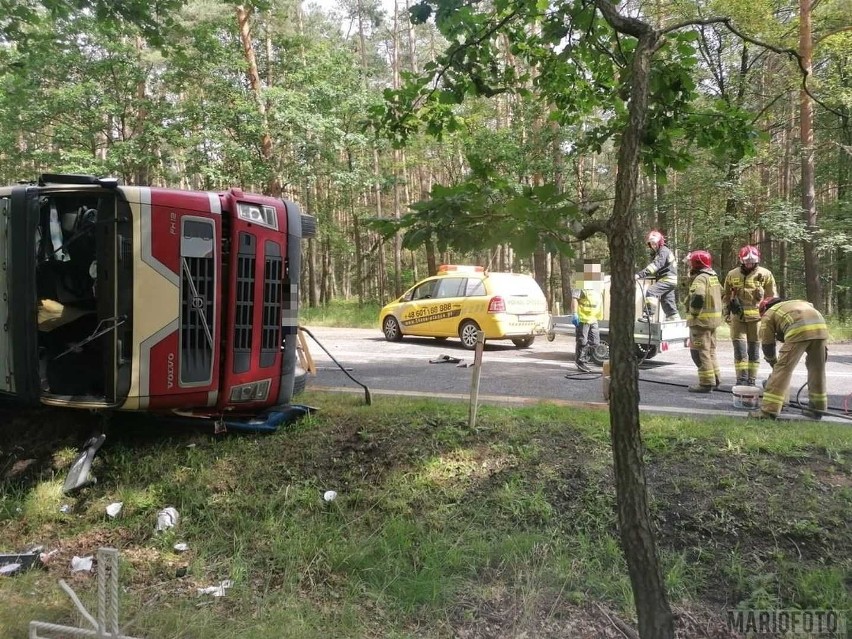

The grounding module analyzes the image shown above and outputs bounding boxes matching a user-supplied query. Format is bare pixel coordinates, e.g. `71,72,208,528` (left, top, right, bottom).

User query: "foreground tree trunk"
594,3,675,637
799,0,822,309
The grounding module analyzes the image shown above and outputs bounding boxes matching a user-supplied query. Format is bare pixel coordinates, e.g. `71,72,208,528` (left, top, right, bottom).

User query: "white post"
468,330,485,429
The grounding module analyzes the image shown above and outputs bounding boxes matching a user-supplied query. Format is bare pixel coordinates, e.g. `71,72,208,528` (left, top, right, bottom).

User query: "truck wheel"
459,320,482,350
591,341,610,365
512,336,535,348
382,316,403,342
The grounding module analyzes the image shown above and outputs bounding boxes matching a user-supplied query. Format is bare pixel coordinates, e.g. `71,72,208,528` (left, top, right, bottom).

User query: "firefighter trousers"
645,280,678,318
689,326,720,388
760,339,828,416
730,316,761,382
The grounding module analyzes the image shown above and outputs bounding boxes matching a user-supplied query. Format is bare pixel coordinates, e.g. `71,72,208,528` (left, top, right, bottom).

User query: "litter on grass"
197,580,233,597
71,556,93,572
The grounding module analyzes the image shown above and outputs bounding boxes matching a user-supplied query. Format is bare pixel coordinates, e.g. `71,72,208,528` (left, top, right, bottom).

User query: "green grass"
1,395,850,638
301,299,382,329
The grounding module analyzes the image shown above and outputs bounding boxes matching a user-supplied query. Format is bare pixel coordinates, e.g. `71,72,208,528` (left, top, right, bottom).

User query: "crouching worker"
749,298,828,420
572,265,604,373
685,251,723,392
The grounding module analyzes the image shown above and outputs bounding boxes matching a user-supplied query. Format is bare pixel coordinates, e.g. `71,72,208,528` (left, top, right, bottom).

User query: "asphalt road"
303,326,852,423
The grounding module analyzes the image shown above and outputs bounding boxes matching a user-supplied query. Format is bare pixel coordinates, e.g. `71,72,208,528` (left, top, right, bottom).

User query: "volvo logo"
191,295,205,310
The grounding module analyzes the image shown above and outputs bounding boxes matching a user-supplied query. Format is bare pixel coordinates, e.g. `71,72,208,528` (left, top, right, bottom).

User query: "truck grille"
261,241,282,368
180,219,216,385
234,233,256,374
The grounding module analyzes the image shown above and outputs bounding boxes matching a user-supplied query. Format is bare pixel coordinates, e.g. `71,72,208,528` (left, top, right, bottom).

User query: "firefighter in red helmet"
722,244,777,386
685,250,723,392
635,230,680,321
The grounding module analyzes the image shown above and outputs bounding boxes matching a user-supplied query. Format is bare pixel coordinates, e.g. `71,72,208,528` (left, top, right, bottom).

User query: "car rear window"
436,277,466,298
486,274,545,298
465,279,486,296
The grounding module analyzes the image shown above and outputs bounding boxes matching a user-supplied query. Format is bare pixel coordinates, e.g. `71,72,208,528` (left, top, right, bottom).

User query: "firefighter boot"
736,372,748,386
687,385,713,393
746,377,756,386
748,410,777,420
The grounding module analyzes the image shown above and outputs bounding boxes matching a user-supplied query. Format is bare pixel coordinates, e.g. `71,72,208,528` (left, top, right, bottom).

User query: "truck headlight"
237,203,279,230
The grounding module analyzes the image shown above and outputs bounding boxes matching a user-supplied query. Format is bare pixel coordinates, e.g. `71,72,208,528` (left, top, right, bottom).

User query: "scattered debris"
156,507,179,531
70,556,93,572
106,502,123,518
173,542,189,553
456,361,473,368
59,504,71,514
39,549,60,565
430,354,461,364
197,579,233,597
323,490,338,502
1,550,44,575
31,547,143,639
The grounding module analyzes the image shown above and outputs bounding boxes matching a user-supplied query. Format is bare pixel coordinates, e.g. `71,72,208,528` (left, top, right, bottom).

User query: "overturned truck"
0,173,316,433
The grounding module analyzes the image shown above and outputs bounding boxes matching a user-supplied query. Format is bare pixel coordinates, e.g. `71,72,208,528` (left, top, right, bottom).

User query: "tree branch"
592,0,652,38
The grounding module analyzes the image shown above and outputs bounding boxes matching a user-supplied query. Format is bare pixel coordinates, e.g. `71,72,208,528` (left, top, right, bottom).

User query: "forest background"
0,0,849,316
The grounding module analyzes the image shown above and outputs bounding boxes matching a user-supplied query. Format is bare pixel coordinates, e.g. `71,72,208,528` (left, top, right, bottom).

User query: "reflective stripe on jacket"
577,289,603,324
637,246,678,284
759,300,828,344
687,269,722,329
722,266,776,322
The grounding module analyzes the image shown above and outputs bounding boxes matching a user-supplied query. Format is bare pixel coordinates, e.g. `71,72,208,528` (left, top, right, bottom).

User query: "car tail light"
487,296,506,313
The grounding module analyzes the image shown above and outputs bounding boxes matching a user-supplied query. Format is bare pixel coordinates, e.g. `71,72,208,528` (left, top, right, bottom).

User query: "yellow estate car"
379,265,551,349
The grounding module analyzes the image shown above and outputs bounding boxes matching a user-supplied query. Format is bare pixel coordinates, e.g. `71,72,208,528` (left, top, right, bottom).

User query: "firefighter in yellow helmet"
748,298,828,420
722,244,777,386
685,250,723,392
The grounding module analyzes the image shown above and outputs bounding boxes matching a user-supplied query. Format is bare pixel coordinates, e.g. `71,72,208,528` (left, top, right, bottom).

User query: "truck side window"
435,277,465,299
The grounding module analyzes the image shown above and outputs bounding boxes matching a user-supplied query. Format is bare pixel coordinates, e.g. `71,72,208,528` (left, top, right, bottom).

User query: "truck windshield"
36,191,130,403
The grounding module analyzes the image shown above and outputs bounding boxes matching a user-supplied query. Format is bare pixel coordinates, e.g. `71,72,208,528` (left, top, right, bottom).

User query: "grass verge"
1,395,849,638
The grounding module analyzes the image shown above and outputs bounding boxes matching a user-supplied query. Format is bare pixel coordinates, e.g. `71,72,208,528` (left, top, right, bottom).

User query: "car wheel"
458,320,482,350
591,341,610,365
635,343,657,361
382,316,403,342
512,336,535,348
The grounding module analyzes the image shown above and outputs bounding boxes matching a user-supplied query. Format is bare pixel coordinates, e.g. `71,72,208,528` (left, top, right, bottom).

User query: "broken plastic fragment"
0,563,21,576
197,579,233,597
70,556,93,572
323,490,337,502
59,504,71,513
173,543,189,553
106,502,123,518
429,354,461,364
156,507,179,531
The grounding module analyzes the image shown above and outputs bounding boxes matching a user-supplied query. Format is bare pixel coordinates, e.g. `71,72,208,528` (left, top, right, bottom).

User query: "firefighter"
572,278,604,373
748,297,828,420
685,250,723,392
635,230,680,321
722,245,777,386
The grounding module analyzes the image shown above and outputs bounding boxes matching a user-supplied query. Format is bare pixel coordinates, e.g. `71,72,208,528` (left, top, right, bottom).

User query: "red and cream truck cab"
0,173,316,434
